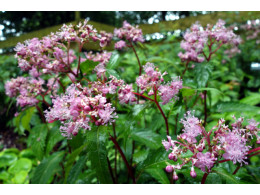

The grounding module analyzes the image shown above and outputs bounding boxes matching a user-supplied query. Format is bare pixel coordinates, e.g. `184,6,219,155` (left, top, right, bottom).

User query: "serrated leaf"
31,151,64,184
106,51,120,69
213,167,243,184
29,124,48,160
21,107,35,131
86,126,113,184
64,143,87,183
131,130,162,149
80,60,99,75
194,63,212,88
106,69,120,78
45,125,64,155
145,168,170,184
136,148,170,178
67,155,88,184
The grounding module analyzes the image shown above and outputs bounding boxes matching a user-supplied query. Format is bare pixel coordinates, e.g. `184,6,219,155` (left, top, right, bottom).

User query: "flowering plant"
4,18,260,184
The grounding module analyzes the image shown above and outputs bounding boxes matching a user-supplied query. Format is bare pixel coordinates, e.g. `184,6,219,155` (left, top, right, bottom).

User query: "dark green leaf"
80,60,99,75
131,130,162,149
145,168,170,184
86,126,113,184
45,125,64,155
29,124,48,160
31,151,64,184
194,63,212,88
67,155,88,184
213,167,243,184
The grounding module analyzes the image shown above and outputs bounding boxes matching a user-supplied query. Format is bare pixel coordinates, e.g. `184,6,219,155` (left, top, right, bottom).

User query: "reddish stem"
109,135,136,184
233,166,241,175
132,92,154,102
201,172,209,184
154,86,169,136
247,147,260,154
248,151,260,158
181,60,190,79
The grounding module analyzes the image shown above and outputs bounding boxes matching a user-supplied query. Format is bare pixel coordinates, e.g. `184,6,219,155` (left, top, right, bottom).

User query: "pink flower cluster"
14,20,112,76
162,111,260,181
178,19,241,63
114,21,144,50
5,77,48,108
136,62,183,105
44,83,117,138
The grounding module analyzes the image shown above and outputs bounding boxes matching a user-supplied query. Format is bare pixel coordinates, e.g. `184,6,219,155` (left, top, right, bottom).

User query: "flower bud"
168,153,177,161
190,167,197,178
165,165,173,173
173,171,178,181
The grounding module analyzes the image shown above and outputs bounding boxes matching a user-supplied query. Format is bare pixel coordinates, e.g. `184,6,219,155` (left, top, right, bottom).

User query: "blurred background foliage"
0,11,260,184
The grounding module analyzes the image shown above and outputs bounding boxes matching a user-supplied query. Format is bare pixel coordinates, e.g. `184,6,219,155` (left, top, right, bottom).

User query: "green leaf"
131,130,162,149
8,158,32,174
240,93,260,106
106,69,120,78
106,51,120,69
80,60,99,75
31,151,64,184
145,168,170,184
213,167,243,184
194,63,212,88
195,87,224,96
64,144,87,183
67,155,88,184
0,171,10,181
45,125,64,155
136,148,170,178
29,124,48,160
21,107,35,131
215,102,260,113
86,126,113,184
12,171,28,184
0,153,17,168
181,88,196,97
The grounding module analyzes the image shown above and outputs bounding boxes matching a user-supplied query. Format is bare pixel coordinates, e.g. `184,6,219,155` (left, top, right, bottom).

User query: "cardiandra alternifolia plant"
4,18,260,184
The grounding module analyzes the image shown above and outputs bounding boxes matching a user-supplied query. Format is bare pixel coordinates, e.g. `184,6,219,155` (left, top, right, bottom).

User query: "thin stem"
248,151,260,158
154,86,169,136
233,166,241,175
35,104,46,123
181,60,190,79
247,147,260,154
109,135,136,184
201,172,209,184
130,42,142,76
133,92,154,102
107,157,116,184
